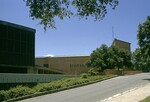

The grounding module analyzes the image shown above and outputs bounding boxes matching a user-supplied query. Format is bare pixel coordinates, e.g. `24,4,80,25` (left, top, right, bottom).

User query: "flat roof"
36,55,90,58
0,20,36,33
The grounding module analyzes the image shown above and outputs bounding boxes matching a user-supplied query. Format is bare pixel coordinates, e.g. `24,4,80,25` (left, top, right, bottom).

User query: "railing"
0,73,79,83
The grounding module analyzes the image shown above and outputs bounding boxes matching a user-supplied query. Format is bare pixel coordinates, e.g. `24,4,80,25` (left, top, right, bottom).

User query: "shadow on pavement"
143,79,150,81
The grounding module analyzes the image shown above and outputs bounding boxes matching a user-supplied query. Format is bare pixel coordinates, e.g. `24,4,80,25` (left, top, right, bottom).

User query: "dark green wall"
0,21,35,73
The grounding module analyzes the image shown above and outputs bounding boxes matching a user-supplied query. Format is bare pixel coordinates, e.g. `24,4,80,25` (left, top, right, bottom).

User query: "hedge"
0,74,115,101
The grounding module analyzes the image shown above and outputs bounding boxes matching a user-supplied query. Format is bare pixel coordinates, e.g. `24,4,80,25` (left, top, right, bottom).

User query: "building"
0,20,36,73
35,39,131,75
35,55,90,75
112,38,131,51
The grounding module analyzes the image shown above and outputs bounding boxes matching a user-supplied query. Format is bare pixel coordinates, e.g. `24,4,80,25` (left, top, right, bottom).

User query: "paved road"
20,73,150,102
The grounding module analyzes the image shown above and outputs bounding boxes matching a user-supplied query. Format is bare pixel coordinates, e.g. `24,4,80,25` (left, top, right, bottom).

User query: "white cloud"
44,54,54,57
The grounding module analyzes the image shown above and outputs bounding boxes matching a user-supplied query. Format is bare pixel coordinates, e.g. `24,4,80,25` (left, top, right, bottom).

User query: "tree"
25,0,119,30
109,46,131,70
86,44,132,71
137,16,150,72
86,44,110,71
132,48,142,70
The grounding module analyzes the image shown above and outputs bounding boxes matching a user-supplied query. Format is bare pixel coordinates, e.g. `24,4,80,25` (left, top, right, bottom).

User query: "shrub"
0,75,114,101
0,85,34,101
33,83,53,92
81,73,88,79
9,85,34,98
61,77,88,87
0,90,9,101
33,81,62,92
88,68,99,76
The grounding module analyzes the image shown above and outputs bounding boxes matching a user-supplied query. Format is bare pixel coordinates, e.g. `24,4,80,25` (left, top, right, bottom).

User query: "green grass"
140,96,150,102
0,74,115,101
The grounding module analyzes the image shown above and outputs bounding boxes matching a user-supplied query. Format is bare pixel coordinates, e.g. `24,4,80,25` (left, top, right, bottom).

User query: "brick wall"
35,56,90,75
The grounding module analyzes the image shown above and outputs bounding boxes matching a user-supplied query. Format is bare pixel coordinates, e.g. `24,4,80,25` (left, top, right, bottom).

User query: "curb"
100,83,150,102
3,75,118,102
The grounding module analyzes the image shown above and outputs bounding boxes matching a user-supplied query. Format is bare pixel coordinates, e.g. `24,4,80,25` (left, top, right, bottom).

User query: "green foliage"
0,75,114,101
88,68,99,76
0,85,34,101
109,46,132,70
0,90,9,101
86,44,110,71
33,81,62,92
136,16,150,72
132,48,142,70
87,44,132,71
25,0,118,30
81,73,88,79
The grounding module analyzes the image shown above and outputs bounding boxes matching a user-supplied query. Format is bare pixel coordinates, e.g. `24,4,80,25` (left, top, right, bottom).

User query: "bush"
80,73,88,79
0,75,115,101
61,77,89,87
0,90,9,101
33,81,62,92
0,85,34,101
88,68,99,76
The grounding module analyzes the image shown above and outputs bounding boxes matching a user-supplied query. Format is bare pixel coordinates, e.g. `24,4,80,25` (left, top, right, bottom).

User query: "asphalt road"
20,73,150,102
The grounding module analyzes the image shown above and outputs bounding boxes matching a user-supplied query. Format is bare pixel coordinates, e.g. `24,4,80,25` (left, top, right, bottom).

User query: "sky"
0,0,150,57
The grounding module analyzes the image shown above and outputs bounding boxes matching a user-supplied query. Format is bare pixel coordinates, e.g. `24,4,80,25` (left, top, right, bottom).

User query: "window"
43,64,49,68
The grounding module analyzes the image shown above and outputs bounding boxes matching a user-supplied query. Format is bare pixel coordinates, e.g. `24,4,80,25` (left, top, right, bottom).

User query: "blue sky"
0,0,150,57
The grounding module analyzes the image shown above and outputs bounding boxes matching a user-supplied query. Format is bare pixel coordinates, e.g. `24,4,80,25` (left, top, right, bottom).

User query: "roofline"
0,64,34,69
52,55,90,58
113,38,131,44
0,20,36,33
36,55,90,58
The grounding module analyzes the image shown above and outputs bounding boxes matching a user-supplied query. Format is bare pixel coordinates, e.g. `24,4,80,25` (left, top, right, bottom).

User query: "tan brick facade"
112,39,131,51
35,56,90,75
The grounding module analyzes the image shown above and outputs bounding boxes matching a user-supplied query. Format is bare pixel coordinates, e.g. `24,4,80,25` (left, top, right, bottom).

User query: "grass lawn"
140,96,150,102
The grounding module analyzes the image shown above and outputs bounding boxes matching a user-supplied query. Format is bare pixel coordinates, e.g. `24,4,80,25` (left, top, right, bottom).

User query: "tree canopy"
132,48,142,70
86,44,131,71
25,0,118,30
86,44,109,71
136,16,150,71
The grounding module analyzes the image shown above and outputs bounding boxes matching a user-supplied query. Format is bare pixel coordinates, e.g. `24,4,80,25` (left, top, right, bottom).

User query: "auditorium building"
0,20,36,73
35,55,90,75
35,39,131,75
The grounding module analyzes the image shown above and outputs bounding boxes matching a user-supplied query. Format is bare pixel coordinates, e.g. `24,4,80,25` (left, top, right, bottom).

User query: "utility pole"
112,26,115,41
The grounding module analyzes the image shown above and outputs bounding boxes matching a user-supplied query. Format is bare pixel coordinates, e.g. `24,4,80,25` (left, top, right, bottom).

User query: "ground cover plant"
0,74,115,101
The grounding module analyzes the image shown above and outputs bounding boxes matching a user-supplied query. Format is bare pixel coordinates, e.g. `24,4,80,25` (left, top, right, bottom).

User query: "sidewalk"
101,83,150,102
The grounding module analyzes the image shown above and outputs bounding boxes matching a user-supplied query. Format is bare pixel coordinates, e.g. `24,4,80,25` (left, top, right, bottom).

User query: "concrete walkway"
100,83,150,102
